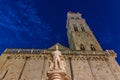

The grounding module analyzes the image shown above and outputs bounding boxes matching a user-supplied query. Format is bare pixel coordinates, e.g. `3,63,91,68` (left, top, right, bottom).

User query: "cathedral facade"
0,12,120,80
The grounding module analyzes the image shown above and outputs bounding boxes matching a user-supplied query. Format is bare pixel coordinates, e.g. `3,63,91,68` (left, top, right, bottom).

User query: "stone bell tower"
67,12,102,51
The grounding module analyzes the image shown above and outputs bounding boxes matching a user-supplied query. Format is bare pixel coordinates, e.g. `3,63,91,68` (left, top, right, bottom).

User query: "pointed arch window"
80,44,85,51
80,24,85,31
90,44,96,51
73,24,78,32
81,27,85,32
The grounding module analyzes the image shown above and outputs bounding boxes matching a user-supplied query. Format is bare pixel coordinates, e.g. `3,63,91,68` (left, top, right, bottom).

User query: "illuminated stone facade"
0,12,120,80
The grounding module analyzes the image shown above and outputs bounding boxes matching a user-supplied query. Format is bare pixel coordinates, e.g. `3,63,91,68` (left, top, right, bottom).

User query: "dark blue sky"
0,0,120,63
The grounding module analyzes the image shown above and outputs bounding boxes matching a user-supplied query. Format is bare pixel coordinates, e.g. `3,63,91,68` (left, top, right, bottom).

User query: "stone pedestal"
47,70,68,80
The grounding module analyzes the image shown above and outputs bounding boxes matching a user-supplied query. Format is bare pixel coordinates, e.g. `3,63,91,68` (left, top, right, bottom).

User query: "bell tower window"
90,44,96,51
80,44,85,51
80,24,85,31
81,27,85,32
73,24,78,32
76,17,80,19
71,17,74,19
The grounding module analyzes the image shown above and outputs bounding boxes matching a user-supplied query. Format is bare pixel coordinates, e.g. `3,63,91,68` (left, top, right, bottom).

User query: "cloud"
0,0,53,49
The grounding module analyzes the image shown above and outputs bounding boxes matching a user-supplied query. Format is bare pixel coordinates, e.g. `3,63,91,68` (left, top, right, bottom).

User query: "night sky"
0,0,120,64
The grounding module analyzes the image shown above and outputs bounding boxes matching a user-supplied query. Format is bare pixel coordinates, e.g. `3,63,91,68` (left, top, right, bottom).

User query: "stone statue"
47,45,69,80
49,45,66,70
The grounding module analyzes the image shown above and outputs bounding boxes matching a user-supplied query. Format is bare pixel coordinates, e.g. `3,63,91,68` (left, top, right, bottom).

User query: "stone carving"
49,45,66,71
61,56,66,71
49,59,54,71
47,45,68,80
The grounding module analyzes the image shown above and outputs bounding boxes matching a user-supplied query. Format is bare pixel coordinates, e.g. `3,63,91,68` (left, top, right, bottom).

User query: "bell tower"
66,12,102,51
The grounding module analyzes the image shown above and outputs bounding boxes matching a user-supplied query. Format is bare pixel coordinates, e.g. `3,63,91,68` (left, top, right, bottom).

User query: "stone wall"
0,50,120,80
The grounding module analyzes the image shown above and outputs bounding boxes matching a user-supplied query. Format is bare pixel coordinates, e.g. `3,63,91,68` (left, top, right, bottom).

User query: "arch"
81,27,85,32
7,72,18,80
80,44,85,51
73,24,78,32
79,24,85,31
90,44,96,51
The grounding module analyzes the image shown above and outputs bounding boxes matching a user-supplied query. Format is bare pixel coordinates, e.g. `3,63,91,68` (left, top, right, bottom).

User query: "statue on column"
47,45,69,80
49,45,66,71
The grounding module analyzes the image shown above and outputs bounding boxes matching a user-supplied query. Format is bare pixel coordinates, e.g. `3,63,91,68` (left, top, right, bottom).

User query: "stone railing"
3,48,116,56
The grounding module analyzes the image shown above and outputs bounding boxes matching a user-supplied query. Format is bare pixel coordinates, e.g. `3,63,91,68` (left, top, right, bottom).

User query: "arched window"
80,44,85,51
76,17,80,19
90,44,96,51
73,24,78,32
80,24,85,31
81,27,85,32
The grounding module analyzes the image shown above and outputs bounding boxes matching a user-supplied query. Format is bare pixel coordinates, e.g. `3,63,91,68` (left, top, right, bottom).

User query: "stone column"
47,70,68,80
